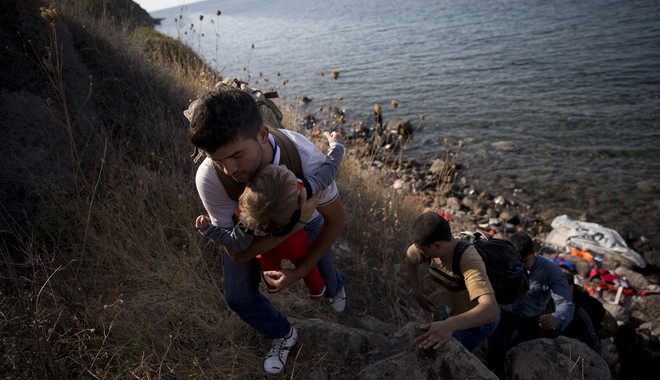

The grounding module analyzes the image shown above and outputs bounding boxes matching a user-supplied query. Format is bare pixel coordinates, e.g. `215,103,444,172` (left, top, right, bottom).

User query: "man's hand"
414,320,454,350
538,314,558,331
262,268,303,291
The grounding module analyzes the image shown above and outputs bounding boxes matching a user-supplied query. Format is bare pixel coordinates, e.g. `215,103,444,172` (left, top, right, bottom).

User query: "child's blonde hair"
239,164,299,234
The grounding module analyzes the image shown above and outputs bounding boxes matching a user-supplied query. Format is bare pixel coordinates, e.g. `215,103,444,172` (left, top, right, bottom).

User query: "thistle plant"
312,69,345,131
433,137,464,206
36,6,87,194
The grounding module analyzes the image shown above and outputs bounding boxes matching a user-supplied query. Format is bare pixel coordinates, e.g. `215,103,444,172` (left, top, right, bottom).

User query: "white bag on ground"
545,214,646,268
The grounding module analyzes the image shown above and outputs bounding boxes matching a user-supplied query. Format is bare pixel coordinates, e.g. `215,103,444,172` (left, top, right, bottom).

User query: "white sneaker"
329,286,346,313
263,325,298,375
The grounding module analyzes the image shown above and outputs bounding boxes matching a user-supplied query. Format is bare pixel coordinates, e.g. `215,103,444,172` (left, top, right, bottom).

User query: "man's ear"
257,124,269,144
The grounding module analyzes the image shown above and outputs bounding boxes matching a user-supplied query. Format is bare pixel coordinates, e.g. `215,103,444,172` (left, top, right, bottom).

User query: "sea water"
152,0,660,246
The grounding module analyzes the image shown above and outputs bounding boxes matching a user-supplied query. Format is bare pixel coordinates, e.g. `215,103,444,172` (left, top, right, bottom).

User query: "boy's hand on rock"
538,314,558,330
415,321,452,350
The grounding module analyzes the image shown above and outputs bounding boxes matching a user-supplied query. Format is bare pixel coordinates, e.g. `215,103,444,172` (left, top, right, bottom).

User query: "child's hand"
324,131,344,144
298,187,320,223
195,215,211,231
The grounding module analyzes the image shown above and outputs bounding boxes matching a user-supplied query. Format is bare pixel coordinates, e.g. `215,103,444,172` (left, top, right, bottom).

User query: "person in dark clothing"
559,271,605,354
486,233,574,378
615,323,660,380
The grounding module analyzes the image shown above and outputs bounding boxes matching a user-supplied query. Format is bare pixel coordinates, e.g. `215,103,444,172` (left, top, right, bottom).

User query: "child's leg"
305,266,326,299
290,257,325,299
257,255,283,294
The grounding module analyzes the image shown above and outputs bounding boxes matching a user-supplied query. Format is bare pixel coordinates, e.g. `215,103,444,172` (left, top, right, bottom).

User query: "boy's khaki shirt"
406,244,494,316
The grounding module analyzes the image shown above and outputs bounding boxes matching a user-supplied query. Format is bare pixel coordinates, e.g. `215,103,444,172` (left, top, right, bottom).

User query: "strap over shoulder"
268,127,303,180
452,240,471,277
427,241,469,292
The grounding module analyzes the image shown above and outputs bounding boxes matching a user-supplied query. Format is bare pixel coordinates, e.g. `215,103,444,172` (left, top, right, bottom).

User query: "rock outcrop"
290,317,613,379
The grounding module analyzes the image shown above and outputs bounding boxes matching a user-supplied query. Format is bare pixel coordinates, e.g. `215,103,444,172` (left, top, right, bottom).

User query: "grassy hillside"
1,1,443,378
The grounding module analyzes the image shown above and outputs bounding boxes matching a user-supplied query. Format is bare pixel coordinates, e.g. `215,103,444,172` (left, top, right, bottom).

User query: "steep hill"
1,1,658,379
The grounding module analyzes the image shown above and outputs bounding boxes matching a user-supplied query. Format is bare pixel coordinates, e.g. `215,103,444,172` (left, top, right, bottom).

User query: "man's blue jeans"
442,306,501,352
453,312,500,352
222,215,345,339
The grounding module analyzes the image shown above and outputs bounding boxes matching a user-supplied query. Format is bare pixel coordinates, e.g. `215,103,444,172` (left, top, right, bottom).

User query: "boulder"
446,197,462,212
614,266,650,290
461,194,481,212
506,336,611,380
291,319,500,379
429,159,447,176
360,322,497,380
292,318,372,361
602,303,631,323
386,118,413,137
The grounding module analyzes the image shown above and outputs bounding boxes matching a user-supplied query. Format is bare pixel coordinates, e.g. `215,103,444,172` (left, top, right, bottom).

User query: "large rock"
292,318,372,360
629,296,660,340
360,348,497,380
291,319,498,379
643,250,660,267
360,322,497,380
602,303,631,324
614,266,650,290
386,118,413,137
429,159,447,176
506,336,611,380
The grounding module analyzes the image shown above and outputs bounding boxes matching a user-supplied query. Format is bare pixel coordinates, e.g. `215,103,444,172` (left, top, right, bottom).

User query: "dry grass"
0,1,457,378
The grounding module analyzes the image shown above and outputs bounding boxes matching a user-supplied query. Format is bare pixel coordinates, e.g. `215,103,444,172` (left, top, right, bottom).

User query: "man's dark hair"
509,232,534,258
188,85,263,153
410,212,452,246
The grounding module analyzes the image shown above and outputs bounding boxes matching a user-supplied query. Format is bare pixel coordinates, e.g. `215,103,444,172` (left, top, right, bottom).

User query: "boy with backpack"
403,212,500,352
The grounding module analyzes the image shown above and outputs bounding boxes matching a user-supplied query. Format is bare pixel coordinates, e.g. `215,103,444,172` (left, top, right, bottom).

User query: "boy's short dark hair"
188,84,263,154
509,232,534,258
410,212,452,246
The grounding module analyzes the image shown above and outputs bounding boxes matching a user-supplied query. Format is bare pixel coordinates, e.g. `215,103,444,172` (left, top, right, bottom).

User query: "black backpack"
453,231,530,305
